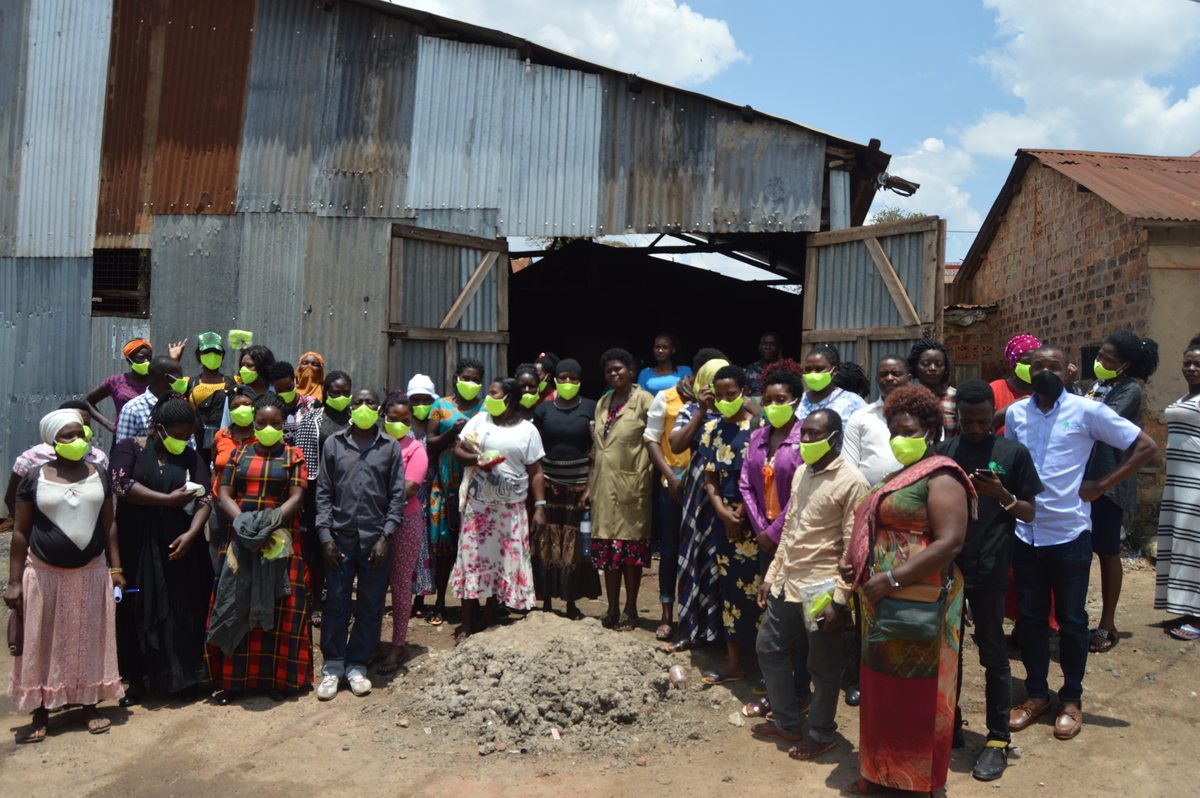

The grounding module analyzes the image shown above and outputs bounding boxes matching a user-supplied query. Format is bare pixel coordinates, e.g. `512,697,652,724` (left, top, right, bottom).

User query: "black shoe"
844,685,860,707
972,744,1008,781
118,688,145,708
952,726,966,749
178,685,200,703
215,690,240,706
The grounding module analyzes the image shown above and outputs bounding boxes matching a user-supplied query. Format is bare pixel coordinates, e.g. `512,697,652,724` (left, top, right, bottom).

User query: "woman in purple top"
740,369,808,555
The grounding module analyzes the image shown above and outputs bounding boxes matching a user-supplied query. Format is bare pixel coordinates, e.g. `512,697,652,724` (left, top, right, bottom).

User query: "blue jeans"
320,539,390,679
1013,532,1092,706
655,480,682,605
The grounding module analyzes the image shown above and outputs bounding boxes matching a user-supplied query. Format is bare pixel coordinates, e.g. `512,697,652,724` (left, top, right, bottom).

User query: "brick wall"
969,161,1161,547
943,310,1002,383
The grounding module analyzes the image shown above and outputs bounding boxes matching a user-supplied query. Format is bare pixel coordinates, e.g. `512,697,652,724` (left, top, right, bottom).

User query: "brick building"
949,149,1200,543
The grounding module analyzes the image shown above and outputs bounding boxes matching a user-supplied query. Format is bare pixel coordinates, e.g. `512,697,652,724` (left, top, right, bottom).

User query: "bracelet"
109,567,123,574
885,570,902,591
533,500,547,507
1003,495,1019,511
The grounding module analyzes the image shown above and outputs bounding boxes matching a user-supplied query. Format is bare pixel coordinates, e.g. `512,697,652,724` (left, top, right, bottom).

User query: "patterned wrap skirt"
530,480,601,601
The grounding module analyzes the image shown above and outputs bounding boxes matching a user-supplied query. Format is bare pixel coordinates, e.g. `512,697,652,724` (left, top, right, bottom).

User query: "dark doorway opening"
508,240,804,396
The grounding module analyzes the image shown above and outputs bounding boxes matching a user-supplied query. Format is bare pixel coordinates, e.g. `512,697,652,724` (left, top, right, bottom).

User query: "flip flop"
741,698,771,718
701,671,744,686
750,720,802,743
377,661,407,675
427,612,444,626
86,716,111,735
663,640,694,654
789,739,836,760
655,623,674,641
1089,627,1118,653
1169,624,1200,641
614,613,637,632
752,678,769,696
310,611,322,629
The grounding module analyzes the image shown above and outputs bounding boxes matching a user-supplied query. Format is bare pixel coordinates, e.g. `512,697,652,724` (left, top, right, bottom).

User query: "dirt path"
1,553,1196,797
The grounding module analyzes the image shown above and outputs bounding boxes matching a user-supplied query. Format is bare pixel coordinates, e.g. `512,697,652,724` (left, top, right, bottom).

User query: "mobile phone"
974,468,993,476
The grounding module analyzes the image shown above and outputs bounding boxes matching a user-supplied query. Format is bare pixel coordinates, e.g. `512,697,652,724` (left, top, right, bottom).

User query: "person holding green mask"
235,344,275,397
110,396,214,706
114,357,194,447
295,371,354,629
401,373,439,619
211,393,311,705
425,357,486,626
696,365,763,685
86,337,186,435
184,332,235,463
514,363,542,422
451,377,546,641
840,384,975,797
265,361,319,446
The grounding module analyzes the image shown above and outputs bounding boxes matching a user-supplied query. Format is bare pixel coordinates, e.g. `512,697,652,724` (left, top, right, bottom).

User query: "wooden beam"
439,251,499,330
935,218,947,340
864,237,922,327
383,327,509,345
920,227,937,324
444,337,458,397
807,215,940,248
856,333,871,371
802,325,929,343
802,246,819,330
392,223,507,252
388,235,404,327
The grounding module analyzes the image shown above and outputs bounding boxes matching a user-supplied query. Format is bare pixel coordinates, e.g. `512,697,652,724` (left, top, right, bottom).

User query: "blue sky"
400,0,1200,262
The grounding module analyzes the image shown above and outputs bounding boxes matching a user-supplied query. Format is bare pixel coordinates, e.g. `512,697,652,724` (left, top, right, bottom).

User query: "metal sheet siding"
237,0,335,214
150,0,255,216
814,232,926,331
148,214,243,345
313,2,416,218
95,0,164,243
235,213,307,359
394,340,446,395
0,0,31,256
302,216,390,393
406,37,603,238
0,257,94,493
13,0,112,257
599,75,825,236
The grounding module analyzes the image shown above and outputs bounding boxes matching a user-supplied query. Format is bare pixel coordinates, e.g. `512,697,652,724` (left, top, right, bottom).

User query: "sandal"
428,612,444,627
655,623,674,641
789,739,836,760
310,611,322,629
614,613,637,632
663,640,694,654
1089,627,1118,653
752,678,768,696
750,720,802,743
377,661,407,676
701,671,744,686
601,613,620,629
1169,624,1200,641
741,698,771,718
82,708,111,735
20,710,49,743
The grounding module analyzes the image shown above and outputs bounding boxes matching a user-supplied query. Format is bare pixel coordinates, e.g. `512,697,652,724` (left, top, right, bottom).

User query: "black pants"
955,588,1012,743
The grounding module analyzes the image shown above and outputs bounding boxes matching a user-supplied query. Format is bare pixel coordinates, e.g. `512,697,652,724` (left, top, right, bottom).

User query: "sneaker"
348,674,373,696
316,675,340,701
972,743,1008,781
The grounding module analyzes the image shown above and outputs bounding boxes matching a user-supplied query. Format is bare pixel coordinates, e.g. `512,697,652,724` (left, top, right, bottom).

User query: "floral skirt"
450,500,536,609
712,506,763,648
590,538,652,570
8,555,125,711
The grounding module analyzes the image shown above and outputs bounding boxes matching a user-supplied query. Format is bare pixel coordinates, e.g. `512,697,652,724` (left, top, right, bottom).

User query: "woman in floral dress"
699,365,764,683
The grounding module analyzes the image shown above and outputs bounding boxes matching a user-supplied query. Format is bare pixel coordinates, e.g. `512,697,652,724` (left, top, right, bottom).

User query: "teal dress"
427,396,482,554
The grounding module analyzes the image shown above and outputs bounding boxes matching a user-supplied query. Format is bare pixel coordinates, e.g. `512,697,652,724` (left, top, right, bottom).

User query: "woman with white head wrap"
5,409,125,741
402,374,439,619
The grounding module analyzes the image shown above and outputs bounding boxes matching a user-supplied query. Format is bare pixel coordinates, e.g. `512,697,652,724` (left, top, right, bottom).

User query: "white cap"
406,373,438,398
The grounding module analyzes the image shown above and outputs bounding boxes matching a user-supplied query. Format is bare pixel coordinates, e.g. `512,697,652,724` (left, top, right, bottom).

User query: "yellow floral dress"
700,414,763,647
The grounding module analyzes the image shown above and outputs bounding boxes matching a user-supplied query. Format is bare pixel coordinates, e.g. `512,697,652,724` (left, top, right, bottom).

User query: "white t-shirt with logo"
461,414,546,505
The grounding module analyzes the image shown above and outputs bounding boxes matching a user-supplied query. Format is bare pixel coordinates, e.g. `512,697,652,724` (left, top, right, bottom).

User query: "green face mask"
519,393,539,409
1093,360,1121,381
555,381,581,401
160,429,188,456
538,380,548,394
170,376,188,395
1014,363,1032,384
484,395,508,417
230,405,255,427
411,403,432,421
276,389,297,405
714,395,744,419
83,425,93,441
457,380,482,401
325,395,352,412
350,404,379,430
385,420,410,440
239,367,258,385
763,402,796,429
799,437,832,465
256,425,284,447
130,360,150,376
55,438,89,461
890,435,928,467
803,371,832,392
200,351,223,370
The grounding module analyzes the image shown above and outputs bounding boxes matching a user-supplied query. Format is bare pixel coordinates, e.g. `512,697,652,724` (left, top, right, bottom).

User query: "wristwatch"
1002,494,1019,512
885,570,902,591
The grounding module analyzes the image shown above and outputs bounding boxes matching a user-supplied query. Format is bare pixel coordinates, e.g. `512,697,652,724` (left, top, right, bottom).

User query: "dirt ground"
0,548,1197,798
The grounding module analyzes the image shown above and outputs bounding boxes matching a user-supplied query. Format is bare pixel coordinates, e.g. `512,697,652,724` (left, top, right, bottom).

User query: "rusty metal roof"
1025,149,1200,223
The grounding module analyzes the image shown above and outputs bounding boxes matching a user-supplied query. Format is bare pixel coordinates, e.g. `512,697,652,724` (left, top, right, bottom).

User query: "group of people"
5,327,1199,797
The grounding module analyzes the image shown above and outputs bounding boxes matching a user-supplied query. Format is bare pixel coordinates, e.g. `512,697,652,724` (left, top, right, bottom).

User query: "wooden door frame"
384,224,510,392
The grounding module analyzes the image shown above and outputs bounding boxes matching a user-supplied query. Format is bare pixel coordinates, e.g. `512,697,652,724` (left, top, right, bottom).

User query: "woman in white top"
451,377,547,640
5,409,126,741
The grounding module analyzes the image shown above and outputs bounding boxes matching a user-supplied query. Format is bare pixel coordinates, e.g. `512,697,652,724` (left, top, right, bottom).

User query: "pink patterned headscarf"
1004,335,1041,369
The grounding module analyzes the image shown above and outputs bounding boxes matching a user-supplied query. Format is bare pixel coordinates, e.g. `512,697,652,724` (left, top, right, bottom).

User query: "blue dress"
637,366,693,396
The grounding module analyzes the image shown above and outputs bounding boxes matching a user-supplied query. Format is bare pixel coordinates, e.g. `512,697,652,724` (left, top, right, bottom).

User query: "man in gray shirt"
315,388,407,700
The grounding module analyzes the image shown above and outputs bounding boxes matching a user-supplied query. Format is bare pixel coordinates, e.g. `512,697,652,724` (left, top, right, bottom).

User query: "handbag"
7,609,23,657
868,568,951,643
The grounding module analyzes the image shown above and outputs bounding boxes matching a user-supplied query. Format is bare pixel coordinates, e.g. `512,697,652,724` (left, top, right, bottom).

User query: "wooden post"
444,337,459,396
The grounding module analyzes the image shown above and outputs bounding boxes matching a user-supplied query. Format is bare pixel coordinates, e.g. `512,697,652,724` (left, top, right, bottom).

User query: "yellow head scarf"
695,358,731,392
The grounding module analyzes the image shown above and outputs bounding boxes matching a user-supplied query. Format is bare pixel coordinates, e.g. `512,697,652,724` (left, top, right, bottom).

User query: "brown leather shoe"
1009,698,1053,731
1054,703,1083,739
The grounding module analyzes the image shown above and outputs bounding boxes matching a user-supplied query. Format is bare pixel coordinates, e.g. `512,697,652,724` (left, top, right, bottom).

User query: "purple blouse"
739,422,805,544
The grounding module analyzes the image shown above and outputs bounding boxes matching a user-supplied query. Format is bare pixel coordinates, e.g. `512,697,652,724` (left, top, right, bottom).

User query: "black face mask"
1031,369,1064,401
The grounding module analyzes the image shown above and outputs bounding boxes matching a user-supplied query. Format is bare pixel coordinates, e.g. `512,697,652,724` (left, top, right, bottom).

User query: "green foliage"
868,206,927,224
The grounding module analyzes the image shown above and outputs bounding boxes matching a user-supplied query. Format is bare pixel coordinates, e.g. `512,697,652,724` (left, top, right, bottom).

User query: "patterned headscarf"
1004,335,1041,369
40,409,84,446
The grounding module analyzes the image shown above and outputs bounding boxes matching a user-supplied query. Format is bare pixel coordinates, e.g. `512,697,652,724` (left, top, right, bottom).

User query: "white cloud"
963,0,1200,156
388,0,747,86
874,138,982,232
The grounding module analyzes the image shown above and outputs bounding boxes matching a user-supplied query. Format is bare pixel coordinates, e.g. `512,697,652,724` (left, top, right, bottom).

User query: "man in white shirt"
842,355,910,485
1003,344,1157,741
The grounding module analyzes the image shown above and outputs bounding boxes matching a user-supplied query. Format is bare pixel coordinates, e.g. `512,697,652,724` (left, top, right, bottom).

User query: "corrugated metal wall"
235,213,308,357
0,0,31,256
0,257,95,505
407,37,603,238
11,0,112,257
149,0,255,216
149,214,243,344
813,232,927,331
